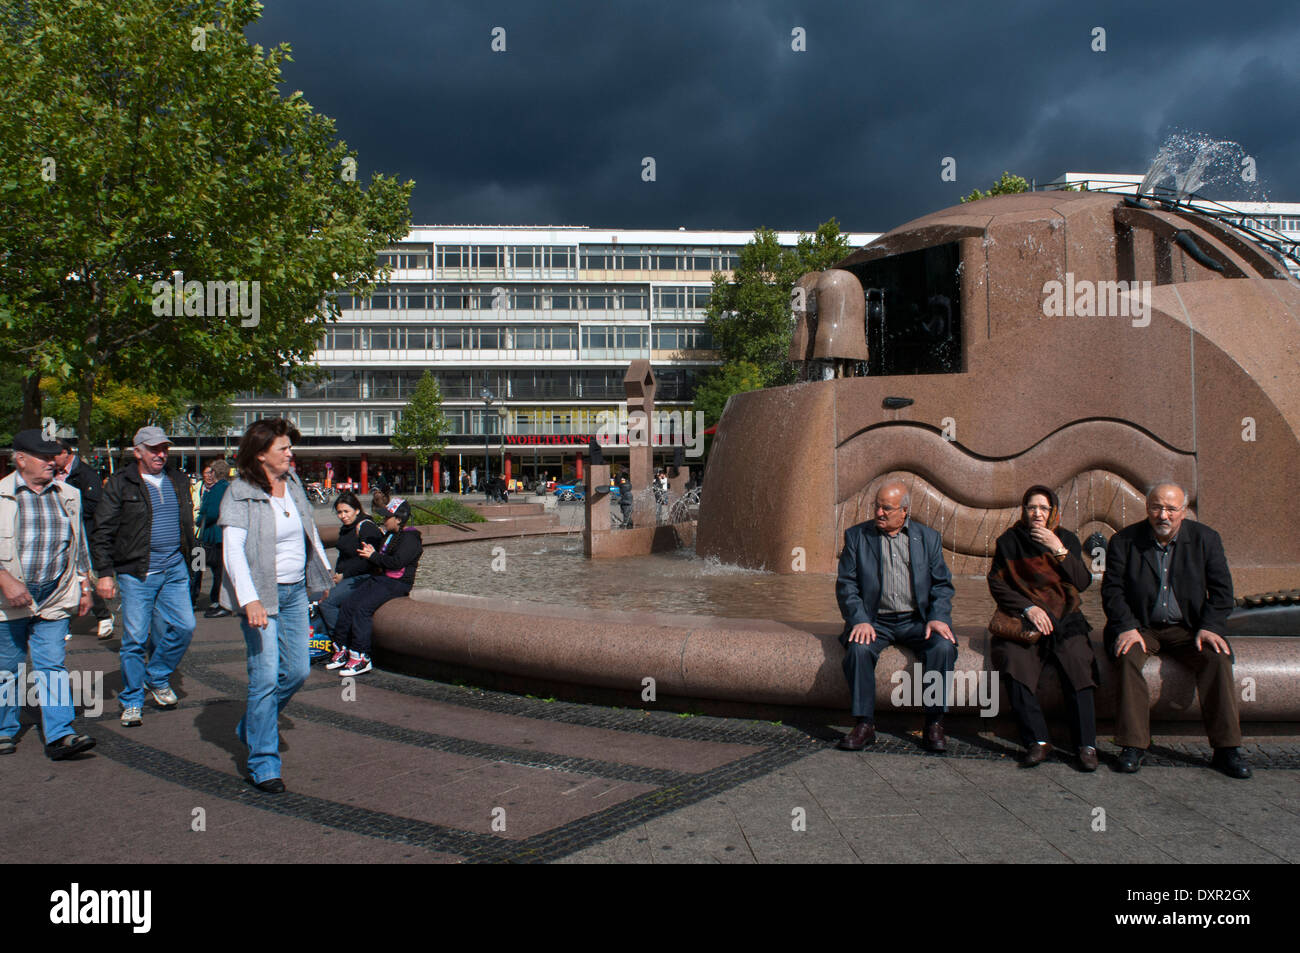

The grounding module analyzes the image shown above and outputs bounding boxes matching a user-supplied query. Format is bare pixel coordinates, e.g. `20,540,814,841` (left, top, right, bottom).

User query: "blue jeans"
0,581,75,742
117,559,196,709
237,579,310,783
316,574,368,637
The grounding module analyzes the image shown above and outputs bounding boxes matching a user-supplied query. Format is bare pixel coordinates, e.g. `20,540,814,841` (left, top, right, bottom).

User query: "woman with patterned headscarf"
987,485,1100,771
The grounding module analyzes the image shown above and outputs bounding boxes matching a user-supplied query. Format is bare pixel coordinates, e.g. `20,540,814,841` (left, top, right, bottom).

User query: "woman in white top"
219,419,331,793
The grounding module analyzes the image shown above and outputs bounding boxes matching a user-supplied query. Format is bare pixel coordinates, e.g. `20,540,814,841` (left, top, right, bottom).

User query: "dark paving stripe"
89,729,503,861
482,745,815,863
177,658,694,786
325,665,809,747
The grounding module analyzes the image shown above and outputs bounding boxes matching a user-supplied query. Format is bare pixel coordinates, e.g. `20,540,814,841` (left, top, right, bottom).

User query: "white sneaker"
145,685,178,708
97,618,115,640
120,706,143,727
324,644,350,670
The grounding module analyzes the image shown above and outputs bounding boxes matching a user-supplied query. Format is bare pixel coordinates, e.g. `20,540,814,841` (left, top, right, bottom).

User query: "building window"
653,325,715,350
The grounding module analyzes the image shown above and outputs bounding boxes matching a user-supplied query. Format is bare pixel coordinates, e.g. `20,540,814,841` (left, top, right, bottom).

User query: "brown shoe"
1078,746,1099,772
838,721,876,750
923,722,947,753
1022,741,1052,766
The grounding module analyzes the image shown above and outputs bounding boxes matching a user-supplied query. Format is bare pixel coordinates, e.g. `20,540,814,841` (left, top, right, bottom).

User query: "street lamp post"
186,405,208,474
480,388,494,492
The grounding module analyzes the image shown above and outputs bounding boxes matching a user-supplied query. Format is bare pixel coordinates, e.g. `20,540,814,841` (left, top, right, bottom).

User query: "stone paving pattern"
2,613,1297,864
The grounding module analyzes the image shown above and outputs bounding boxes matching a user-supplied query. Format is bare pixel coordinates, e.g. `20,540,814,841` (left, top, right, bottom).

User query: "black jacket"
91,463,198,580
62,458,104,525
1101,518,1234,647
335,517,385,578
366,527,423,586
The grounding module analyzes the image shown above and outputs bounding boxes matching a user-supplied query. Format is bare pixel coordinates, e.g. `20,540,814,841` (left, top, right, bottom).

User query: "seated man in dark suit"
836,480,957,752
1101,482,1249,779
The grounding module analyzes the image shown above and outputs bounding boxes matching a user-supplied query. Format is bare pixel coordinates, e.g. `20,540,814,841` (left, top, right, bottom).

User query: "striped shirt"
15,474,89,587
142,472,184,574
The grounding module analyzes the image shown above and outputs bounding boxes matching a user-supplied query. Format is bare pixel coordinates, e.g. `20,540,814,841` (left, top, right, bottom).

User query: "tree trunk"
20,369,41,429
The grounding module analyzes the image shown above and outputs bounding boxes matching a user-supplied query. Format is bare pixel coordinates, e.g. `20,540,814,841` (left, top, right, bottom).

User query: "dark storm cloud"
246,0,1300,233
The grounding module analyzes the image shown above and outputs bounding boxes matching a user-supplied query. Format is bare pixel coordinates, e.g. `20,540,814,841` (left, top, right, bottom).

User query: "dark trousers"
317,574,368,636
1006,671,1097,750
189,544,224,606
840,611,956,723
1115,624,1241,749
333,576,410,656
90,588,112,622
204,544,223,604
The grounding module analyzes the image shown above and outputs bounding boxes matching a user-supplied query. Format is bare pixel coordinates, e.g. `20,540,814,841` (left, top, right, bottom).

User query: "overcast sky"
246,0,1300,234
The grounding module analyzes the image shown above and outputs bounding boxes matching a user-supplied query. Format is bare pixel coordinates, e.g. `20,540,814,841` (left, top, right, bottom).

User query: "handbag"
989,607,1042,645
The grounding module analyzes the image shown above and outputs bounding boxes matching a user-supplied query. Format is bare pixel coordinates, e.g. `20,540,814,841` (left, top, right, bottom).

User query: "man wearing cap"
92,426,198,727
0,430,97,758
53,440,115,640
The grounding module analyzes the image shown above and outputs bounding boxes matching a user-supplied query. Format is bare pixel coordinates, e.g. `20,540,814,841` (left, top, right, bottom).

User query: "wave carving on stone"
838,469,1195,575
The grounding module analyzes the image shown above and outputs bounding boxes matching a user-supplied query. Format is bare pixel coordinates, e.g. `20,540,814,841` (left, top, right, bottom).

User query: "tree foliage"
691,361,764,429
960,170,1031,203
40,374,233,448
704,219,853,389
704,218,854,390
390,371,451,478
0,0,412,443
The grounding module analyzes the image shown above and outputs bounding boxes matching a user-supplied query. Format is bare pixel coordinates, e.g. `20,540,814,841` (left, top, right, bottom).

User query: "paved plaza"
2,612,1298,864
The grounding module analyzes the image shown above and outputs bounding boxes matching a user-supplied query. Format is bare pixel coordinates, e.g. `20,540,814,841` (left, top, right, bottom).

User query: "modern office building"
222,225,877,492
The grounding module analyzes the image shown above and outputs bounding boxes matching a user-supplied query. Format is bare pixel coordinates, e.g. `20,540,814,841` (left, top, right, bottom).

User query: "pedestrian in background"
53,440,114,639
198,460,232,618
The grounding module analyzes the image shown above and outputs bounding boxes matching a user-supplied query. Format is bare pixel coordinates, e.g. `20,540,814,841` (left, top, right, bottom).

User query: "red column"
504,455,512,483
360,454,369,495
575,453,583,481
432,455,441,494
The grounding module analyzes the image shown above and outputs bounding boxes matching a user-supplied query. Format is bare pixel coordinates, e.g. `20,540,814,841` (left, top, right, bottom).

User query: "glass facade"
221,227,840,453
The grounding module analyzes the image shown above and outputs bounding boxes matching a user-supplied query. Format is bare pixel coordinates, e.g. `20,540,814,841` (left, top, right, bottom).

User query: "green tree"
705,218,853,388
960,170,1031,203
0,364,24,447
691,361,764,429
0,0,412,444
390,371,451,493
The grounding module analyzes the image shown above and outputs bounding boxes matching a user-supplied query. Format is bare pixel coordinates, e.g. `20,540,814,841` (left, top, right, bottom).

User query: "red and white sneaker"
324,644,350,670
339,652,372,677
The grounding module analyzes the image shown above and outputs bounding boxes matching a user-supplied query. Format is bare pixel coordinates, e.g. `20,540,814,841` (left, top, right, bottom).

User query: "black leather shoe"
1117,746,1144,773
204,606,232,618
923,722,947,753
1022,741,1052,767
248,776,286,794
45,734,95,760
1211,747,1252,779
1078,746,1099,772
837,721,876,750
